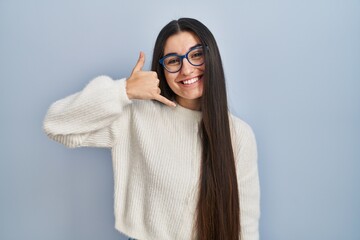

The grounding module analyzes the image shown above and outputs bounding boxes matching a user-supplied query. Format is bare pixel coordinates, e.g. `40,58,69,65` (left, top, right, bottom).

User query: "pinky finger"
154,95,177,107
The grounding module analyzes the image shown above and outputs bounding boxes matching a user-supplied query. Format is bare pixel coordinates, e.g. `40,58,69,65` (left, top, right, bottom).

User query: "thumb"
131,51,145,74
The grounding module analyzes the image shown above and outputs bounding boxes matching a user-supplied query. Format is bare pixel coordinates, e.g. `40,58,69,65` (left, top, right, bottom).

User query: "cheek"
164,72,178,86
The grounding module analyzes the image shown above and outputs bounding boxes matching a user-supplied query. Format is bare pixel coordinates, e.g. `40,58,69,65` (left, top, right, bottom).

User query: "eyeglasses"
159,45,205,73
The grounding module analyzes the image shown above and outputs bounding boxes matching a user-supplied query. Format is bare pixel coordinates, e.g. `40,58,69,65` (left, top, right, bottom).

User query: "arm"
43,76,131,148
235,122,260,240
43,52,176,148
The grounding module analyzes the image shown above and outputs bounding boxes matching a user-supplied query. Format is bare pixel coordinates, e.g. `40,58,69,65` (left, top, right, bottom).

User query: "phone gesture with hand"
126,52,176,107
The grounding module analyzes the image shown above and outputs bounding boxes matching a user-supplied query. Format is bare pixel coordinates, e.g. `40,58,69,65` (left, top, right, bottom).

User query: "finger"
154,94,177,107
131,51,145,74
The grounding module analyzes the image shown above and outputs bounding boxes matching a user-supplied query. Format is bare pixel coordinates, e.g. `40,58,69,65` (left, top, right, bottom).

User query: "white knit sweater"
43,76,260,240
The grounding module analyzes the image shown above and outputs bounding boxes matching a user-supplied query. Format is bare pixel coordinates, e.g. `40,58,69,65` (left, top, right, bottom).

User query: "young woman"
44,18,260,240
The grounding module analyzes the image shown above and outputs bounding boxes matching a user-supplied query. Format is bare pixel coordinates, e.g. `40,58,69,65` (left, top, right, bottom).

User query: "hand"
126,52,176,107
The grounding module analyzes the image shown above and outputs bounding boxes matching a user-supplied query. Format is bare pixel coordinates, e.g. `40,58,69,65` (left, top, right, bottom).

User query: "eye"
165,57,180,66
190,50,204,59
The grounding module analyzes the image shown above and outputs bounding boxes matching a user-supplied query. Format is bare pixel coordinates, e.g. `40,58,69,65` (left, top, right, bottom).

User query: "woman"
44,18,260,240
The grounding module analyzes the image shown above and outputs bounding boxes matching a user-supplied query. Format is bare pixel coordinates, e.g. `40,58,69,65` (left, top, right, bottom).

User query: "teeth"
182,77,199,85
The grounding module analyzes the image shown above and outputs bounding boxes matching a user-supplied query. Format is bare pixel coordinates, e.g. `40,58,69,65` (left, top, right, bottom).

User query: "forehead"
163,31,201,55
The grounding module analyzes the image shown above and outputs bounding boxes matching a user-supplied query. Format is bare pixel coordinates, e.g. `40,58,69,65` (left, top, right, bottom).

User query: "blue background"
1,0,359,239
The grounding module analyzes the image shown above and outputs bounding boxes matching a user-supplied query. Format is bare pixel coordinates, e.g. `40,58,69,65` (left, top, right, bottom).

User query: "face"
163,31,205,110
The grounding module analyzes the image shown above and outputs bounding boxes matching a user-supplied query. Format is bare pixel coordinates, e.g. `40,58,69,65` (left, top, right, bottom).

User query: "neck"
176,97,201,111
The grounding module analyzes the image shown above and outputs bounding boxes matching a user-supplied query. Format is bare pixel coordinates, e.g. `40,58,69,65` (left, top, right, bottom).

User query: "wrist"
125,80,134,99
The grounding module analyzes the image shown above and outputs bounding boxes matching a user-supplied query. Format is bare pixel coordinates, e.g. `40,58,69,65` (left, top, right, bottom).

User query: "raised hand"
126,52,176,107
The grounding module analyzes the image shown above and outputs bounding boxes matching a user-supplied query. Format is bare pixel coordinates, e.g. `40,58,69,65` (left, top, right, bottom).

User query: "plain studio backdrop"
0,0,359,239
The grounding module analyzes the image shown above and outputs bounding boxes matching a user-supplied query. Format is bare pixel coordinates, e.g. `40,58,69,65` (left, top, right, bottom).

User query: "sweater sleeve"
234,121,260,240
43,76,132,148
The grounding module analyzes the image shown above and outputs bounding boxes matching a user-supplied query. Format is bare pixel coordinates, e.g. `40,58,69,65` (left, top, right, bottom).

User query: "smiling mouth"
181,75,202,85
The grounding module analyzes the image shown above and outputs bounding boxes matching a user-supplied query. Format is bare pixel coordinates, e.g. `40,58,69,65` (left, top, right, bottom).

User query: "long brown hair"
151,18,240,240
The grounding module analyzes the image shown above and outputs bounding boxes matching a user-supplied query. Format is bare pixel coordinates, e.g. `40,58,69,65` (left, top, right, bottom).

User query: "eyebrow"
163,43,202,57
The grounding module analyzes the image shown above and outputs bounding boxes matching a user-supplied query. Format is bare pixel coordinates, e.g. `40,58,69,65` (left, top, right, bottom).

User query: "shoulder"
228,113,257,155
120,97,170,125
229,114,256,141
130,98,165,114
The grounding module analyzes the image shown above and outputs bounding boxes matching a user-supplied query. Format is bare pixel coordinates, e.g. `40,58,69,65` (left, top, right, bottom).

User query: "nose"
180,57,194,76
